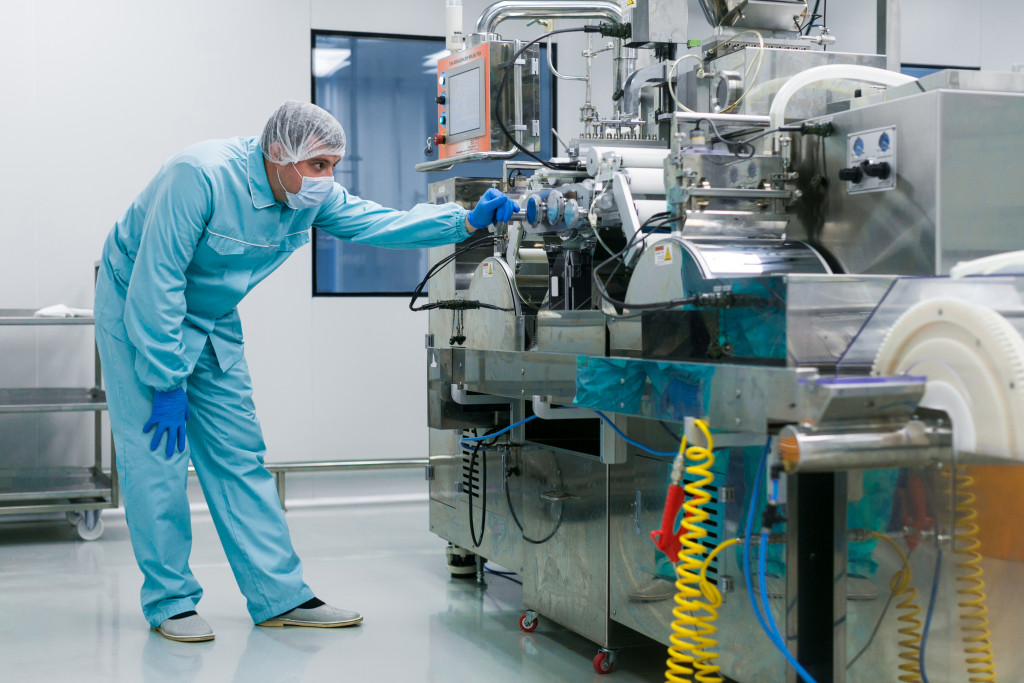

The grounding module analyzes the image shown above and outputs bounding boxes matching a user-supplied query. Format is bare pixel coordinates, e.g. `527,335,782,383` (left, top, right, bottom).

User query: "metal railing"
186,458,428,510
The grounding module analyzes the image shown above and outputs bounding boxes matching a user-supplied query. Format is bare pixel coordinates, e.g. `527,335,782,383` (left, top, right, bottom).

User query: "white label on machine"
483,262,494,278
654,244,674,266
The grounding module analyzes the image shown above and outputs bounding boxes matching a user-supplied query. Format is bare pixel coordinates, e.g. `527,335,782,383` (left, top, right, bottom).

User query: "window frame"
309,29,558,298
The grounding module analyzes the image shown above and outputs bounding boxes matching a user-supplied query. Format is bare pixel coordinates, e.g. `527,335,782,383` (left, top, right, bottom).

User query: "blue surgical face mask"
278,164,334,209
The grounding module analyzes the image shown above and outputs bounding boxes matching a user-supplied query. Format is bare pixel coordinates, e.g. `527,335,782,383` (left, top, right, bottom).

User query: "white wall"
0,0,310,467
826,0,1024,71
3,0,1023,473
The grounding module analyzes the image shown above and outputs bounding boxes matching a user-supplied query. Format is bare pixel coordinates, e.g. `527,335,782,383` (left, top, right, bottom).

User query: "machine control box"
436,41,540,161
845,125,897,194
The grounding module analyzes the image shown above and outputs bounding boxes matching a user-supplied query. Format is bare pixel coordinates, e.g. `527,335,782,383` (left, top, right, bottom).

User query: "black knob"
862,161,891,180
838,166,864,183
436,95,446,104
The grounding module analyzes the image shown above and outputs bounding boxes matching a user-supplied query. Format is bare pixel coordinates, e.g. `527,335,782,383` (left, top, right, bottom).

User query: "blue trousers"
96,328,314,626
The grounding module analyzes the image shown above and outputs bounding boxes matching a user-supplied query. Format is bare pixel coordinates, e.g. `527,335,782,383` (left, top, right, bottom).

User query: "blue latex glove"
143,387,190,457
467,188,519,229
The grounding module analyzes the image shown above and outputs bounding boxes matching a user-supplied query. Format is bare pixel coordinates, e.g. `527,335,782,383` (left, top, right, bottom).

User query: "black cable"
805,0,823,34
694,118,787,159
823,0,828,51
466,428,502,548
659,420,683,442
494,26,600,171
504,452,565,545
845,541,914,671
592,212,698,313
467,438,486,547
484,565,523,585
409,235,508,312
920,549,942,683
846,591,895,669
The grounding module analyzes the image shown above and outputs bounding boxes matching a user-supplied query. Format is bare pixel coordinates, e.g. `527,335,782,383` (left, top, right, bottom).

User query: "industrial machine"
418,1,1024,680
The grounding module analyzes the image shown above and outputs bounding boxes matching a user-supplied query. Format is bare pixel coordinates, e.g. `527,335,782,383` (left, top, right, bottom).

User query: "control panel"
437,44,492,160
431,41,540,164
840,126,897,194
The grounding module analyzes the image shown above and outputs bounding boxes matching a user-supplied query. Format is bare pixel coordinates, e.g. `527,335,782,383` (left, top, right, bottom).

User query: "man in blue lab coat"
94,100,517,642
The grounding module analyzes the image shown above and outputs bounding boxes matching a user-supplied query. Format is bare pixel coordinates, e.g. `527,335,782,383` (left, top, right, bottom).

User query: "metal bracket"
531,395,592,420
600,414,629,465
451,383,512,406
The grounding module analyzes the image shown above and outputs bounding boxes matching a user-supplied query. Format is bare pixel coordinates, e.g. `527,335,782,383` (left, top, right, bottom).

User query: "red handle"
651,484,685,562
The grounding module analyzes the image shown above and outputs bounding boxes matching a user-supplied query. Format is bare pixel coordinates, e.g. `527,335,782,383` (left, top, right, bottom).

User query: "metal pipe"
876,0,901,72
670,111,771,126
613,41,637,103
514,40,525,144
187,459,427,476
475,0,623,34
416,149,520,172
778,422,952,472
189,459,428,511
547,35,588,81
621,63,667,119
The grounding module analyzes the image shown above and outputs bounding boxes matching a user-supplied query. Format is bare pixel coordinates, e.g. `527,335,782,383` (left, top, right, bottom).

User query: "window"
311,31,555,295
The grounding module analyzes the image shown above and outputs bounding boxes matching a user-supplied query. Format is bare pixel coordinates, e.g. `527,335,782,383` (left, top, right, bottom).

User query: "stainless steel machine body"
789,71,1024,275
419,2,1024,680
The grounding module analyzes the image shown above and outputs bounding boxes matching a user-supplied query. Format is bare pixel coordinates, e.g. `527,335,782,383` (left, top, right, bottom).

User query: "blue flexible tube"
743,439,818,683
920,549,943,683
460,415,538,443
759,529,818,683
460,409,675,456
592,410,677,457
742,441,775,638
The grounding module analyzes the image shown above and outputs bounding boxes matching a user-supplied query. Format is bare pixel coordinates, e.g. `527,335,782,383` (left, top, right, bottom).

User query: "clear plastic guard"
837,275,1024,371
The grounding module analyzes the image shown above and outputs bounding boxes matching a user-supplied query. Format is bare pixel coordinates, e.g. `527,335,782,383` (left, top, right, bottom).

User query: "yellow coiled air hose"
871,532,923,682
665,420,723,683
951,467,998,682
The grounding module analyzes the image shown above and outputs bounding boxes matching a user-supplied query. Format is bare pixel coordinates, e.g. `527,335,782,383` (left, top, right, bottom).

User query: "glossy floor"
0,474,667,683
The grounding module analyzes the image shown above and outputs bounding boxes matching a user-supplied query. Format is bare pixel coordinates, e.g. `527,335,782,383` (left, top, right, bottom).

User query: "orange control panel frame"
437,43,491,160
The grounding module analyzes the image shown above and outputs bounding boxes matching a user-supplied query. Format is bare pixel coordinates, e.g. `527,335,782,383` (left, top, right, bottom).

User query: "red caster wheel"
593,649,617,674
519,611,538,632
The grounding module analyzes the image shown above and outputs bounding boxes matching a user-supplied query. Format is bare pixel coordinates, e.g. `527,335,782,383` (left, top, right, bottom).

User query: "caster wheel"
445,544,477,578
77,511,103,541
66,511,83,526
519,612,538,632
593,650,616,674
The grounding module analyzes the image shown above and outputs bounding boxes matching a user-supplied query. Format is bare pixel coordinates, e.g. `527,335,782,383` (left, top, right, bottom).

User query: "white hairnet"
260,100,346,165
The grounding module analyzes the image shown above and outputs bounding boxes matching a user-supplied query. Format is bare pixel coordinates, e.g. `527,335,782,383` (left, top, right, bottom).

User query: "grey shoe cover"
260,604,363,628
154,614,215,642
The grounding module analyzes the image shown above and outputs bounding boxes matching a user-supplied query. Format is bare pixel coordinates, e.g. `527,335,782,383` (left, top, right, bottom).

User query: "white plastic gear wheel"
872,297,1024,459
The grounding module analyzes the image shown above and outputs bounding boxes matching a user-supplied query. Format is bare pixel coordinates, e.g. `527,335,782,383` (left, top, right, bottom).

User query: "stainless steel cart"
0,309,117,540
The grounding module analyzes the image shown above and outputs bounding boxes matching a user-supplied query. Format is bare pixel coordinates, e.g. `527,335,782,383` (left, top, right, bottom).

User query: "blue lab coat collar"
247,139,278,209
